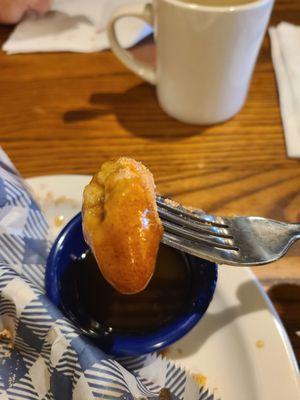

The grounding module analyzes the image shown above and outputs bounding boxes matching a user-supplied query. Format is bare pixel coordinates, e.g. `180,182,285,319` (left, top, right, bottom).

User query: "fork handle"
289,223,300,240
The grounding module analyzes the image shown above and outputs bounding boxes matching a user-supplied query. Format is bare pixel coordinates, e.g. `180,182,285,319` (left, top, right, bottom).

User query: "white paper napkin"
269,22,300,158
2,0,152,54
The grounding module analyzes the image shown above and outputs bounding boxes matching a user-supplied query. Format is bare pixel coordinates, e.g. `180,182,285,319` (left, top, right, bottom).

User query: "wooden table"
0,0,299,363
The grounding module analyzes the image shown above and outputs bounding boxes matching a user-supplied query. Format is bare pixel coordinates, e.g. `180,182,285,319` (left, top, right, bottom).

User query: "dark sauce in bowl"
60,244,192,336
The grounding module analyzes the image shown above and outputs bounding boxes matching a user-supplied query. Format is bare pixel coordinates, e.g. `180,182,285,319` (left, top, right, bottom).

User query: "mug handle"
107,3,156,85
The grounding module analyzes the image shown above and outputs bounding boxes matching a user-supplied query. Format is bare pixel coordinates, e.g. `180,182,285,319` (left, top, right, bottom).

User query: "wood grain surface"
0,0,299,362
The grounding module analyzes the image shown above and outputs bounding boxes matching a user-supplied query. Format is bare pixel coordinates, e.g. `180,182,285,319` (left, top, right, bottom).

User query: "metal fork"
157,196,300,266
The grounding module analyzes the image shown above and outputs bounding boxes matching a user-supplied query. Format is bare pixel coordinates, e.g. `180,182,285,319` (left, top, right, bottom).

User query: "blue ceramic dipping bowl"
46,212,218,356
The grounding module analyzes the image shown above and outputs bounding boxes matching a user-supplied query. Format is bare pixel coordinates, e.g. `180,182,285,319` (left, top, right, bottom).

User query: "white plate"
26,175,300,400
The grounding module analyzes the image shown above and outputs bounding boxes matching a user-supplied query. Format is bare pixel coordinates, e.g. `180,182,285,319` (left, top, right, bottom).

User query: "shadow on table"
63,108,108,123
168,280,267,359
63,83,214,141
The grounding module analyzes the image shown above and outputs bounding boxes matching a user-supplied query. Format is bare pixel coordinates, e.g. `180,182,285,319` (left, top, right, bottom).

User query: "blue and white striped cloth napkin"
0,148,212,400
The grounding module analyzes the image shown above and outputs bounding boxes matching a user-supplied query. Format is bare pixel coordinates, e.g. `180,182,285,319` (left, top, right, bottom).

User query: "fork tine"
156,196,228,228
162,232,240,265
158,206,232,238
162,220,237,250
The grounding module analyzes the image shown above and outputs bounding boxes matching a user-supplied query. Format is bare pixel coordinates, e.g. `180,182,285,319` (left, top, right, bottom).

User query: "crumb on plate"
192,374,207,386
54,195,77,207
54,215,65,227
256,340,265,348
193,373,207,387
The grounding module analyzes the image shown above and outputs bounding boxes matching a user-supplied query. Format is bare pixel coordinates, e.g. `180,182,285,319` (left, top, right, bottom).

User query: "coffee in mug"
179,0,255,6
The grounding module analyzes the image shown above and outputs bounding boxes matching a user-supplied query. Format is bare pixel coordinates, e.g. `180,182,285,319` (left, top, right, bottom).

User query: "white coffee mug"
108,0,274,125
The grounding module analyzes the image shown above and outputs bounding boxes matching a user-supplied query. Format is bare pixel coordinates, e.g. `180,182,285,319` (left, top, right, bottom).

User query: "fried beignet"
82,158,163,294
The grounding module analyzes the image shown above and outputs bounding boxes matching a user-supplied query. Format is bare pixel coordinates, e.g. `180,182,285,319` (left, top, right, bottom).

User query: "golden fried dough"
82,158,163,294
